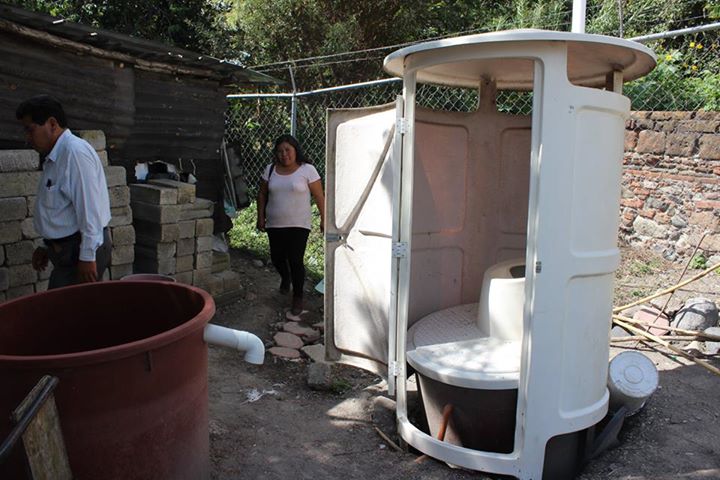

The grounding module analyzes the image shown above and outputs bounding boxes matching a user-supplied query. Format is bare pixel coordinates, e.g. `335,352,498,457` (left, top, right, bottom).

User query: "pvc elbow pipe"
203,323,265,365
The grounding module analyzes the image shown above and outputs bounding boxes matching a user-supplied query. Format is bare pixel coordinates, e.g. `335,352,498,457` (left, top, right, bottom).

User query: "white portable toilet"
324,29,655,479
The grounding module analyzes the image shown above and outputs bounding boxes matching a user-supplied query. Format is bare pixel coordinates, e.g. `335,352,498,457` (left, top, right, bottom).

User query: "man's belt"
43,231,81,246
43,227,108,247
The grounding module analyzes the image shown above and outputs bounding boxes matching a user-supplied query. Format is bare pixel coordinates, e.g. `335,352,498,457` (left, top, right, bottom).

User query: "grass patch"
689,253,707,270
629,258,662,276
329,377,352,395
228,201,325,281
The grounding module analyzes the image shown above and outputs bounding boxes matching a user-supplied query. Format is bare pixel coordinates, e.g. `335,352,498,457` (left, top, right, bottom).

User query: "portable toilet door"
326,30,655,480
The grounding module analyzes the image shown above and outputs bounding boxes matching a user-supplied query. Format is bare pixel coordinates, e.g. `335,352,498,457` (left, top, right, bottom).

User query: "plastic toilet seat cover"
407,304,520,390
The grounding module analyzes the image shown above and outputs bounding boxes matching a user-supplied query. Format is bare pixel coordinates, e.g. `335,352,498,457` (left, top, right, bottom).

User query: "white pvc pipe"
572,0,587,33
203,324,265,365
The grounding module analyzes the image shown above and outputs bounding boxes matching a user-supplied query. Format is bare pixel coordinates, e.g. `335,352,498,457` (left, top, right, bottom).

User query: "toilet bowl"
477,258,526,341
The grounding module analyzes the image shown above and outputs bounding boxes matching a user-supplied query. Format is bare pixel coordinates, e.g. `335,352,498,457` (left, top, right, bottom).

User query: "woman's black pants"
266,227,310,298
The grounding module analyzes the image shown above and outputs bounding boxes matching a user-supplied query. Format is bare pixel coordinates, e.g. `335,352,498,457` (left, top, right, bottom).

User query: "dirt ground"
207,247,720,480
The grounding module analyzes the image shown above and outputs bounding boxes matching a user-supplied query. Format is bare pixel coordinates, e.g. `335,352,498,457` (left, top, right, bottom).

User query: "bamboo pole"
613,262,720,314
611,335,697,342
613,314,720,342
613,318,720,377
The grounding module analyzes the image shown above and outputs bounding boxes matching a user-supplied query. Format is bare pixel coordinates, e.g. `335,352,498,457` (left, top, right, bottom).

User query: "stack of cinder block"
129,179,240,297
0,130,132,302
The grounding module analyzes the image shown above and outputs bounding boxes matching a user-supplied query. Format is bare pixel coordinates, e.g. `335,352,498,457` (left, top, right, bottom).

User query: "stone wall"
621,111,720,263
0,131,133,302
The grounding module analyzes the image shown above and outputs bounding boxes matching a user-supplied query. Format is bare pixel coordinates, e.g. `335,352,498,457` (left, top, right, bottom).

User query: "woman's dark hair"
273,134,310,165
16,95,68,128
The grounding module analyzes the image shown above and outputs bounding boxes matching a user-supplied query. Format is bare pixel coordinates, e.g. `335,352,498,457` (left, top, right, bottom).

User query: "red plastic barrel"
0,281,215,479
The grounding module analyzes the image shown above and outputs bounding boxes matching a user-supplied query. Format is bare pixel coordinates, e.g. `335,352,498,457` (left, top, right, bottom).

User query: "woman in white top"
257,135,325,316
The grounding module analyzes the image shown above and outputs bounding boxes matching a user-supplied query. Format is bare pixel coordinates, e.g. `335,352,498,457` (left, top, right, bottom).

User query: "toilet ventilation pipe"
572,0,586,33
203,324,265,365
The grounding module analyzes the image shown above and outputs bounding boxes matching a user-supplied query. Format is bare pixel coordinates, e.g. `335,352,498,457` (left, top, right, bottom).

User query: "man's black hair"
15,95,68,128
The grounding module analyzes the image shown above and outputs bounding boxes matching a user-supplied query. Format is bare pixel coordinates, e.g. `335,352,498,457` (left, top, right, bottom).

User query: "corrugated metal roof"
0,3,280,85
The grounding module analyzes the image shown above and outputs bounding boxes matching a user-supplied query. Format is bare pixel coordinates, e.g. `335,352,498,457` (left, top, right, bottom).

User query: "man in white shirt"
16,95,112,289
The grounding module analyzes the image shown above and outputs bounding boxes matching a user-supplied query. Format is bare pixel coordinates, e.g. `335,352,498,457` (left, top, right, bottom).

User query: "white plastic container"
607,351,659,415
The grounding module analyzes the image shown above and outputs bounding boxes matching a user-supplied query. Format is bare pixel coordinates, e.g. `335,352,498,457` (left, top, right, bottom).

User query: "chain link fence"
225,27,719,276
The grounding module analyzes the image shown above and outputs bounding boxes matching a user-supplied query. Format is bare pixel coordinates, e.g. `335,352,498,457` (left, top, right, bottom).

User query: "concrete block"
217,270,241,292
211,252,230,273
108,246,132,268
178,220,195,239
174,271,193,285
35,280,48,293
27,196,35,216
192,268,212,287
5,241,34,266
7,284,34,300
177,238,194,256
76,130,106,150
0,171,42,198
111,245,135,266
104,166,127,187
134,220,180,244
0,150,40,172
176,255,194,273
109,263,133,280
194,251,213,269
21,217,39,239
0,221,22,244
109,186,130,208
129,183,178,205
134,256,176,275
205,274,224,295
109,206,133,227
135,242,176,260
102,268,110,281
131,202,180,224
179,198,213,221
97,150,109,167
110,225,135,246
0,197,27,221
148,179,195,204
195,235,212,253
0,245,4,265
9,264,36,287
195,218,214,236
0,267,8,290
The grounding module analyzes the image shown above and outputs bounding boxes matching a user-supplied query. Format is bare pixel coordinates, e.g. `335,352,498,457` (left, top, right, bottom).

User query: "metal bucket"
0,281,214,479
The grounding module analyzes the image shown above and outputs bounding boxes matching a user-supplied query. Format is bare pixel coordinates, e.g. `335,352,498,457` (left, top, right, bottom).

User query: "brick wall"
0,131,134,302
622,111,720,262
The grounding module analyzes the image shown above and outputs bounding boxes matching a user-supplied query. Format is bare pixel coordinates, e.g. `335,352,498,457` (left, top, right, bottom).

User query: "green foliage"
629,258,661,276
227,200,270,258
329,377,352,395
227,201,324,281
8,0,247,60
625,36,720,111
690,253,708,270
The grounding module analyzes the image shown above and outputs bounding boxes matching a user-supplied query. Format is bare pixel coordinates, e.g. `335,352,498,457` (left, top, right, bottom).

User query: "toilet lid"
407,304,521,390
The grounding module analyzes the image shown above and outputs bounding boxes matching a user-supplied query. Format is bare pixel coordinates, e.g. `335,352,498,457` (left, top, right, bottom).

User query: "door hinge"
396,118,408,135
535,261,542,273
326,233,343,243
392,242,408,258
